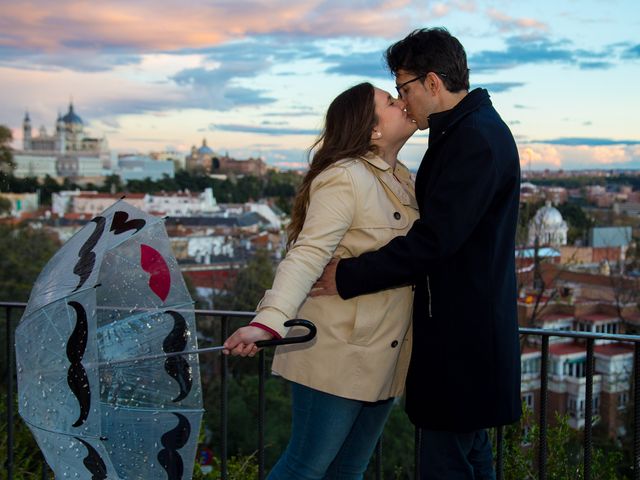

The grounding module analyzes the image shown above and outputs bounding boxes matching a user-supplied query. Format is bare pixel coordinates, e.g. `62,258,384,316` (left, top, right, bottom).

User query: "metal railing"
2,302,640,479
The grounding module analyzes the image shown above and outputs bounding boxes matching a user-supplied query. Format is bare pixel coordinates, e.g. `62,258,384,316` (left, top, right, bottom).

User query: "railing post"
539,335,549,480
496,425,504,480
5,306,14,480
258,349,266,480
584,338,594,480
634,343,640,480
220,316,228,480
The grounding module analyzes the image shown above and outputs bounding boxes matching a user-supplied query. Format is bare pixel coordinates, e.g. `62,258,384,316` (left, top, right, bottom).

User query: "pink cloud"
0,0,420,55
519,144,640,170
487,8,548,33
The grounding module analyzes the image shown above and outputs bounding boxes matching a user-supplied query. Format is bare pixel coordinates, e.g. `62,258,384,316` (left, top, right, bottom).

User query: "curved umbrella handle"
254,319,316,348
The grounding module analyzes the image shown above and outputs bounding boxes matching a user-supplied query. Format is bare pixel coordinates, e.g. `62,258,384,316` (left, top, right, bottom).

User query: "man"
312,28,522,479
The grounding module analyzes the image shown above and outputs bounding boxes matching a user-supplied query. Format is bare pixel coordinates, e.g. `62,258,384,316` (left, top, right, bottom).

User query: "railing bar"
519,328,640,342
584,338,594,480
539,335,549,480
258,350,266,480
634,343,640,480
220,316,229,480
41,456,48,480
414,427,421,480
375,437,382,480
496,425,504,480
6,306,14,480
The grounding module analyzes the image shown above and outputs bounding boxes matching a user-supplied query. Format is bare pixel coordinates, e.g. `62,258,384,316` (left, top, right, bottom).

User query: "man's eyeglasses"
395,72,449,99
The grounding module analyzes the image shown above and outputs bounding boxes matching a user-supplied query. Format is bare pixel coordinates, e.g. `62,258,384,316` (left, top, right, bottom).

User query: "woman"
223,82,418,479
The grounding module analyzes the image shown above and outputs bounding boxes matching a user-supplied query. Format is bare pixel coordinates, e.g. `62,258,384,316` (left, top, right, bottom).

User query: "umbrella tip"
120,194,126,200
163,215,170,220
94,283,102,289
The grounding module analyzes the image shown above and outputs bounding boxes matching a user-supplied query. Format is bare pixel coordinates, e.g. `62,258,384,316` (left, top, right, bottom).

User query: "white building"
0,192,39,217
528,201,568,247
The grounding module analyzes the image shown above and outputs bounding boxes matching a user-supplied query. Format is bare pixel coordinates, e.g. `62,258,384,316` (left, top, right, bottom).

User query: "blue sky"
0,0,639,170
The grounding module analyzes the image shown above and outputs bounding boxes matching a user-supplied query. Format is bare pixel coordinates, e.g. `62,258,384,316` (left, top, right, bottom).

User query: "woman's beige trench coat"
252,152,419,402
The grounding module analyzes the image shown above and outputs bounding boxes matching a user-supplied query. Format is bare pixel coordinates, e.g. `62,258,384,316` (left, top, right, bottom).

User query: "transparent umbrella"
15,199,316,479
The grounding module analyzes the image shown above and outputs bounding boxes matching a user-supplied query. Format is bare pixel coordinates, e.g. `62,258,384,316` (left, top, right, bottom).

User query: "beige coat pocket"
348,293,387,346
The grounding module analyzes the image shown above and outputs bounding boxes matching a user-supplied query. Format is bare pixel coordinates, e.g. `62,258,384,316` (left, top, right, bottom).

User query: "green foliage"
0,224,60,302
500,407,626,480
557,202,595,245
0,125,14,172
214,250,275,312
0,393,50,480
0,196,11,215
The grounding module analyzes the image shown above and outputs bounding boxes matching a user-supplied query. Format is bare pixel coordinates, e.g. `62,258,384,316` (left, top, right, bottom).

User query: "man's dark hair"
385,28,470,93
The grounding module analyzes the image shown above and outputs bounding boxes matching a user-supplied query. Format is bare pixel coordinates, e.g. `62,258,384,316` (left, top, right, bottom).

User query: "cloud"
210,123,319,136
324,51,389,78
518,144,640,170
469,36,575,72
530,138,640,146
579,61,614,70
623,44,640,59
475,81,525,93
486,9,549,33
0,0,422,72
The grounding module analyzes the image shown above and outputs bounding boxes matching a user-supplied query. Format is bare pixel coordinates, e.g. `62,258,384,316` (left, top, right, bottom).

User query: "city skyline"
1,0,639,171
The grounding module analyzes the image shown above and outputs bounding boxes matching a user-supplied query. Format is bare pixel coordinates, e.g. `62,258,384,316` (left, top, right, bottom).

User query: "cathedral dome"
533,201,564,228
198,138,213,155
528,200,568,247
62,103,83,125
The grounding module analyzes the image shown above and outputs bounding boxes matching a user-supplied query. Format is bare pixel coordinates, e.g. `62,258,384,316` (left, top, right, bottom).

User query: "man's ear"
425,72,440,95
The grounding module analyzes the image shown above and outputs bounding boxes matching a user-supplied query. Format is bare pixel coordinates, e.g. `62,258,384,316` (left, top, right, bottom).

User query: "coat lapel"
360,153,418,209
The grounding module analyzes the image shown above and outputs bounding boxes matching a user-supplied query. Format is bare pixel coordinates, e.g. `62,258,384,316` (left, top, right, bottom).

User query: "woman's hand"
222,325,273,357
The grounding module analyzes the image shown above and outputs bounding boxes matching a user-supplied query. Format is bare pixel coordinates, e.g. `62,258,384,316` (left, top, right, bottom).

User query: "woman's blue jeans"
268,382,394,480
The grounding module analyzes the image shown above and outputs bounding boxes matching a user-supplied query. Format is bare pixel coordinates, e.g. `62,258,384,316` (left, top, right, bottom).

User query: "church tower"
55,113,66,153
23,112,32,151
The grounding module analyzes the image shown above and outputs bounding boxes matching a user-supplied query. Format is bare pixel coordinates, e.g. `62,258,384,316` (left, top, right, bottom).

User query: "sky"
0,0,639,171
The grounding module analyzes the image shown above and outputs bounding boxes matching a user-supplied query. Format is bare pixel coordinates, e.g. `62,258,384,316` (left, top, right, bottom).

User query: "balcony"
2,302,640,479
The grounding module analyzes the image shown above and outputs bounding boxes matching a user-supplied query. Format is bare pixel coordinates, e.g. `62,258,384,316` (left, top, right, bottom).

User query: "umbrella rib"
40,306,67,344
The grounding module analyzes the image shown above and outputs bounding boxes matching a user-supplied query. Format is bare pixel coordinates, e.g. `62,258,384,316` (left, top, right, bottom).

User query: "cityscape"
1,0,640,478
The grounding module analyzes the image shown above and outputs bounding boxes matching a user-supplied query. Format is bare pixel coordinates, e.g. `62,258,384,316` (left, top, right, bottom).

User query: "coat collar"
359,152,418,209
427,88,491,147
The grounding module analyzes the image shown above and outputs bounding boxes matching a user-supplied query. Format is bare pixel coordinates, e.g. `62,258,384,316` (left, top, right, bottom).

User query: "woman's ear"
371,130,382,140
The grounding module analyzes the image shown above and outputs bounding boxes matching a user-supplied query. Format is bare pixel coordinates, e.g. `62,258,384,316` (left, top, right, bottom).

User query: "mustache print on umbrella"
75,437,107,480
157,413,191,480
163,310,192,402
71,210,147,293
110,210,146,235
72,217,105,292
66,301,90,428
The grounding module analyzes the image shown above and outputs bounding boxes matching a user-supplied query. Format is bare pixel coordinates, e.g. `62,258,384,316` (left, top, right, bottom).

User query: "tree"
0,125,14,172
0,195,11,216
214,250,275,312
0,224,60,302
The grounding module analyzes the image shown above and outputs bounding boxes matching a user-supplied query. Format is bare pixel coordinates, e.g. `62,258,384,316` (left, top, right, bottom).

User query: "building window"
522,392,535,411
522,357,541,375
564,359,586,378
618,391,630,410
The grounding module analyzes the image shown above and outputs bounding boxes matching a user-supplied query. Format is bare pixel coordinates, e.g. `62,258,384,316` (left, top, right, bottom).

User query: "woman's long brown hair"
287,82,378,249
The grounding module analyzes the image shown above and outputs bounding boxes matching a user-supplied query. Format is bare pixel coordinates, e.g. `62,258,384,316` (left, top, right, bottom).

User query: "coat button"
391,340,399,348
393,212,401,220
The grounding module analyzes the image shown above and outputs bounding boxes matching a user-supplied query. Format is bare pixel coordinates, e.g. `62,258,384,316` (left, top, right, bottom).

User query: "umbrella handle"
254,319,316,348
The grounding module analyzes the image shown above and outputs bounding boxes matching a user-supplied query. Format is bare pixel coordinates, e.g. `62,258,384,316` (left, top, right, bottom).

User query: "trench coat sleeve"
251,165,357,337
336,128,498,299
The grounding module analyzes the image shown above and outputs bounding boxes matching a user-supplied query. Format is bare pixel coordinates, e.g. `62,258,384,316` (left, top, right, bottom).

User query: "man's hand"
309,258,340,297
223,325,273,357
